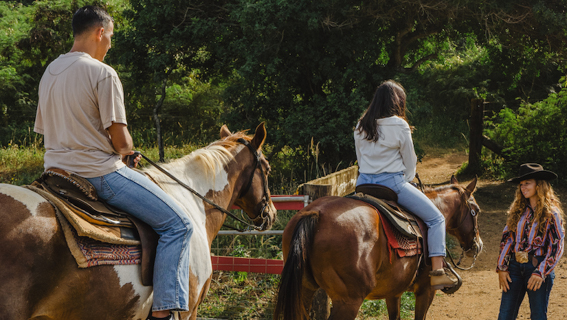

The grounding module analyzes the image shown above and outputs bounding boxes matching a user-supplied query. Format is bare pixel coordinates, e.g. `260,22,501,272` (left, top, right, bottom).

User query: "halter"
138,138,272,232
446,196,481,270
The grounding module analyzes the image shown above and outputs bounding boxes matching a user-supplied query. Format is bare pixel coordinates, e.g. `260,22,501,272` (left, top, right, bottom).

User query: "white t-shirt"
34,52,126,178
354,116,417,182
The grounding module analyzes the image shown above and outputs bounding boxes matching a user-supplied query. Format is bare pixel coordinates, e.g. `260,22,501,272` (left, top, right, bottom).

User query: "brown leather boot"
430,269,457,290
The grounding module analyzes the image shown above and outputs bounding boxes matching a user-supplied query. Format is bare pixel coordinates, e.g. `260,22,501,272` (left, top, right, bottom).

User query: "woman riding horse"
354,80,455,289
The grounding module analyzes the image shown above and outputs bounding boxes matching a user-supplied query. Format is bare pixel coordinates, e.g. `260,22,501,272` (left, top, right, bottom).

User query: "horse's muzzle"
466,236,483,258
253,200,276,231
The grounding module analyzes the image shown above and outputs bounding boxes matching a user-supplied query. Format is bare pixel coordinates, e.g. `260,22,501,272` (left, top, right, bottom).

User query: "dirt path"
412,152,567,320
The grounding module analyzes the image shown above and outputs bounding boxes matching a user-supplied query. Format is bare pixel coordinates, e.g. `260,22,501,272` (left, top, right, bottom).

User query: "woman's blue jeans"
87,167,193,311
497,256,554,320
357,172,446,257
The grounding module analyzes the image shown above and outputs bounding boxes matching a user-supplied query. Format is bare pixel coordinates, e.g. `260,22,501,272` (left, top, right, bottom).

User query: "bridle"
446,195,481,270
235,138,272,229
138,138,272,232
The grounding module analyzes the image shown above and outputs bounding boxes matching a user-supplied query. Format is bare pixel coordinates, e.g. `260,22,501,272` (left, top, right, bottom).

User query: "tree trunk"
153,78,168,162
468,99,484,173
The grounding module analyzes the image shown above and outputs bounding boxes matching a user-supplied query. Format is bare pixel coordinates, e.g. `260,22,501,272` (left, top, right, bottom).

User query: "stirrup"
435,262,463,294
430,269,457,290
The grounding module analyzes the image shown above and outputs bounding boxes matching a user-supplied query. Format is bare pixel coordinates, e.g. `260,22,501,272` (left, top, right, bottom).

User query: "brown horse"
274,176,482,320
0,123,277,320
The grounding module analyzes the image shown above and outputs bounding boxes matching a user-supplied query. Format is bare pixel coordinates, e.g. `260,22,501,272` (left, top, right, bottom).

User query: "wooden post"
468,99,484,173
303,184,333,200
303,183,333,319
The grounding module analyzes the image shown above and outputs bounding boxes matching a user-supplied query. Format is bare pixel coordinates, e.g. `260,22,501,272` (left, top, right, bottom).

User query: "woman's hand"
527,274,544,291
498,271,512,292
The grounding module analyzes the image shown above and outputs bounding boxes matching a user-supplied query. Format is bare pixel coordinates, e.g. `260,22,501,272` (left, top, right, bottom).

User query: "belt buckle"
516,251,529,263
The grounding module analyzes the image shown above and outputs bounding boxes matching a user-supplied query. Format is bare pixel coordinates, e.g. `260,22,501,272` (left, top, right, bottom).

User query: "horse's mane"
144,131,253,180
425,184,463,195
425,184,469,212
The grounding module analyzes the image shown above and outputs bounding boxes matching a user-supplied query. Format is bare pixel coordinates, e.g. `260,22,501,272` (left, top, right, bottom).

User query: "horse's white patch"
7,217,58,243
0,184,48,217
212,166,229,192
1,184,59,243
113,265,153,319
189,225,213,290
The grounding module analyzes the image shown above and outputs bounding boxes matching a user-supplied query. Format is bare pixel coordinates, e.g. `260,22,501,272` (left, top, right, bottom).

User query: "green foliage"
0,0,128,146
486,78,567,182
358,292,415,319
3,0,567,185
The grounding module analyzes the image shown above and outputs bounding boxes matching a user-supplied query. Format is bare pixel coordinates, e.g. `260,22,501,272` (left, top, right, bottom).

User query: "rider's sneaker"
430,269,457,290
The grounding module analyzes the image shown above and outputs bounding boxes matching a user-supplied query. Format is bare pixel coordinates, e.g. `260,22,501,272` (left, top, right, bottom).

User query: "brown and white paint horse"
0,123,277,320
275,176,482,320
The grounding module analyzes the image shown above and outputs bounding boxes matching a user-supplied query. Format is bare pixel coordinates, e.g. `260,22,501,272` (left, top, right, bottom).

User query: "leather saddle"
36,168,158,286
350,184,428,255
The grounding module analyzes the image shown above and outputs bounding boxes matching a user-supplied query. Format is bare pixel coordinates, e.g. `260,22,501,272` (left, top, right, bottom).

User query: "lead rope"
137,153,262,232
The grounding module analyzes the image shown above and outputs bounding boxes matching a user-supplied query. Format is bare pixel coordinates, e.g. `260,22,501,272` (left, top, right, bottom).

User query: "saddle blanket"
378,210,422,259
71,224,141,267
60,209,142,268
26,185,141,268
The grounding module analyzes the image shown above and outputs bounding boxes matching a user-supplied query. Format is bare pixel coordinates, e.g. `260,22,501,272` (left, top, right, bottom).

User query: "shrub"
486,78,567,182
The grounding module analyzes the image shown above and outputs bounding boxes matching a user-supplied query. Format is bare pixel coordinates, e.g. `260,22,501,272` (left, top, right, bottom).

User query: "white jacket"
354,116,417,182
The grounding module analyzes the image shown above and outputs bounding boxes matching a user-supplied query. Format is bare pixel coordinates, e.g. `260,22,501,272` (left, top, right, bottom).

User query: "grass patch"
0,142,45,185
357,292,415,319
0,143,200,186
199,272,280,319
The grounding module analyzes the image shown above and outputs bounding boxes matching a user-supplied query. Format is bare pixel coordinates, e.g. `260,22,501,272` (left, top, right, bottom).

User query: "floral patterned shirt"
497,206,564,279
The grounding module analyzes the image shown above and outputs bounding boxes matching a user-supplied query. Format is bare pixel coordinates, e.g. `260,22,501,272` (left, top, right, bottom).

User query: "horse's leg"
413,273,436,320
327,299,364,320
386,296,402,320
302,285,318,316
178,272,213,320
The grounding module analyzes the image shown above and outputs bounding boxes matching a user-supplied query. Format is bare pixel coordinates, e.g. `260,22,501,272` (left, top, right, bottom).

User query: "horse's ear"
465,176,478,194
251,122,267,150
450,175,458,185
220,125,231,139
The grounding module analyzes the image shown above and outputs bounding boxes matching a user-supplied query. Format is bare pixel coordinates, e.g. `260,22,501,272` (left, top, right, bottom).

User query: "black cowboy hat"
507,163,558,183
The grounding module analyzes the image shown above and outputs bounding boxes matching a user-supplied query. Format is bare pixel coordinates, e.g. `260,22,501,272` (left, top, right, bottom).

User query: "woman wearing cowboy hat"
496,163,565,320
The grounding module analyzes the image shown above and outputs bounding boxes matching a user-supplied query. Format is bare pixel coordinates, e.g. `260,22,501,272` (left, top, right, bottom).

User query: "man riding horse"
34,6,188,319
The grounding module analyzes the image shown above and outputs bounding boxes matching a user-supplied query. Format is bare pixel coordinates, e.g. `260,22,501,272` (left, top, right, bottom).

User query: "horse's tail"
274,210,319,320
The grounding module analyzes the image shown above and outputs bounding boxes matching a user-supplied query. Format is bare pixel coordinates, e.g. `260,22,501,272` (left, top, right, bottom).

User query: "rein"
137,139,270,232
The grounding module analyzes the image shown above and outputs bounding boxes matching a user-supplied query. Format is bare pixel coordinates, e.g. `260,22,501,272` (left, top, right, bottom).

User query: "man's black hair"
72,6,113,38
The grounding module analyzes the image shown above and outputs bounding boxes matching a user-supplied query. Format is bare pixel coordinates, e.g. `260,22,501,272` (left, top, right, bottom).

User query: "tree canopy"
114,0,567,166
2,0,567,179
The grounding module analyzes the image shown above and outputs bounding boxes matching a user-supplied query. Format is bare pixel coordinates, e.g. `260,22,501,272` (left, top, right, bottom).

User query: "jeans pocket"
97,177,116,201
390,174,406,193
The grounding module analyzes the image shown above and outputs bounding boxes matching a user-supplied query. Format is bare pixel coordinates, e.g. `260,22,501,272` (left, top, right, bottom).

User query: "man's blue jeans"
357,172,446,257
497,256,554,320
87,166,193,311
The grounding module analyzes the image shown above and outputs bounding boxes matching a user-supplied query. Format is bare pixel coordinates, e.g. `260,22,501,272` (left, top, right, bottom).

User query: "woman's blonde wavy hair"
506,179,564,232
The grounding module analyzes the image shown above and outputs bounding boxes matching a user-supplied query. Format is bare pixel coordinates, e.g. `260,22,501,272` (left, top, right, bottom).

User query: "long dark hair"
357,80,408,142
